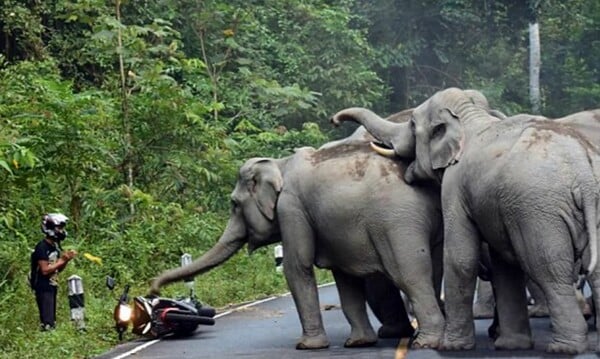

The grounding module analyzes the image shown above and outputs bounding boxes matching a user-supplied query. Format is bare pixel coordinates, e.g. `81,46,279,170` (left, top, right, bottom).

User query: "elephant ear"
250,159,283,221
429,108,465,170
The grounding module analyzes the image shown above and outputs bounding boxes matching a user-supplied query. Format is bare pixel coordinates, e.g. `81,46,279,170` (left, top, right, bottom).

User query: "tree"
528,0,542,114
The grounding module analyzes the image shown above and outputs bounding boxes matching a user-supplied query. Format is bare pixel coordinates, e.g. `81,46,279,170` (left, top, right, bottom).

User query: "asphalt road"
96,283,599,359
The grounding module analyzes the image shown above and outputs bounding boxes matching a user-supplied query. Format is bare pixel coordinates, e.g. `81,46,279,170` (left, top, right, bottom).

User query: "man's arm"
38,250,77,275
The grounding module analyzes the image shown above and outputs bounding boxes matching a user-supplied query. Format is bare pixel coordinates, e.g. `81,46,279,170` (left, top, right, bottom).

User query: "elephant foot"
494,333,534,350
473,303,495,319
411,332,442,349
377,323,415,339
527,304,549,318
487,321,499,340
344,336,377,348
582,298,593,321
546,340,586,355
296,334,330,350
344,328,378,348
440,336,475,351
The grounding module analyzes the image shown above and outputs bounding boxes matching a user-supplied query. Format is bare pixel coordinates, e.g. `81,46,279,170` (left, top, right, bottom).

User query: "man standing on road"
30,213,77,331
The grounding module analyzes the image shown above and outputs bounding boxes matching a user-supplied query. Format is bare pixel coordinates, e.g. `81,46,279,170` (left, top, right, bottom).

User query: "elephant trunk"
149,218,246,295
331,107,415,158
405,160,433,184
407,130,442,184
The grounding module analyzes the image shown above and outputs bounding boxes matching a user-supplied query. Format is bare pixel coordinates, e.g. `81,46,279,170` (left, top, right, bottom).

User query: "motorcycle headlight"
118,304,133,322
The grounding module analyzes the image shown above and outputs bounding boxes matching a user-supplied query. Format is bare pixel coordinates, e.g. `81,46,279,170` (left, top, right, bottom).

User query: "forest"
0,0,598,357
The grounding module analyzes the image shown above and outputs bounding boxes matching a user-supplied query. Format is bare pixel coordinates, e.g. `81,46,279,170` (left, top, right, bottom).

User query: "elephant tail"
580,185,600,275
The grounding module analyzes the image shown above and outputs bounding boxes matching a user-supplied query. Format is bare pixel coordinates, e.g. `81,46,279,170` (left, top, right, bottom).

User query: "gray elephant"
505,109,600,145
332,87,600,354
149,139,445,349
475,109,600,320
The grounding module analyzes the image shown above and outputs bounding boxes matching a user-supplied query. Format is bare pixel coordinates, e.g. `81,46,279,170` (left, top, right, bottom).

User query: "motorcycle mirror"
106,276,116,290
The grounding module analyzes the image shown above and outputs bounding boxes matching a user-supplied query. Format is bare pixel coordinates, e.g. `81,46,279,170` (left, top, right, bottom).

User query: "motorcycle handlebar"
195,316,216,326
119,284,130,303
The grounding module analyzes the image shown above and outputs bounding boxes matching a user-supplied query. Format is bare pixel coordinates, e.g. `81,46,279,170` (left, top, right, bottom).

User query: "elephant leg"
440,204,479,350
473,279,495,319
488,303,500,340
526,277,549,317
488,251,533,350
587,271,600,353
380,232,444,349
430,230,445,310
333,270,378,347
365,273,414,339
280,209,329,350
532,277,588,354
516,223,588,354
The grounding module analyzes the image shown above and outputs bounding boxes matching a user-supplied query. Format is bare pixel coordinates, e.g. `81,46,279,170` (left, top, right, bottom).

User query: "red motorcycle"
107,276,216,340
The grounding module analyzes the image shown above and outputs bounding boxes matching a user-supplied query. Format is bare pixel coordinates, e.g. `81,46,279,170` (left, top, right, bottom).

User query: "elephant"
149,136,445,349
331,87,600,354
504,109,600,146
474,109,600,317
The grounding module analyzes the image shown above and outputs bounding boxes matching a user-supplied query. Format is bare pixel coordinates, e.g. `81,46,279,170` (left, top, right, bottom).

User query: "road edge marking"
111,339,160,359
109,281,336,358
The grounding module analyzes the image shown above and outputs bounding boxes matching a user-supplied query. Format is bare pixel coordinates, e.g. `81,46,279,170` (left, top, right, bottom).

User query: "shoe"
40,323,55,331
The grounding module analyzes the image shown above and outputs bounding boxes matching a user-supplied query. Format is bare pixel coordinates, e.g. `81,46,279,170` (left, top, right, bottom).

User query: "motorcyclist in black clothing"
30,213,77,330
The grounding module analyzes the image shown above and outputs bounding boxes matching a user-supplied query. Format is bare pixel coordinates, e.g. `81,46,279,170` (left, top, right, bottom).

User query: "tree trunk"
529,21,541,114
388,66,409,111
116,0,135,215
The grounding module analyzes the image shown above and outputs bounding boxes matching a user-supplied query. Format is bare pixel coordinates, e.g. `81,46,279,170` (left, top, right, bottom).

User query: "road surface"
96,283,599,359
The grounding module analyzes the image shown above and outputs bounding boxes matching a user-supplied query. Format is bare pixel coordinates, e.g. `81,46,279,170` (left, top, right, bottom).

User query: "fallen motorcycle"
106,276,216,340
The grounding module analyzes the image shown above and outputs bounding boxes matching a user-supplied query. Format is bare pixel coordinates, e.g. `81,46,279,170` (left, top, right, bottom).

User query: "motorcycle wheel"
164,312,216,326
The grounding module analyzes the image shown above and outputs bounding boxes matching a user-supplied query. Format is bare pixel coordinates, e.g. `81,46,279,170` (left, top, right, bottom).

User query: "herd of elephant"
149,87,600,355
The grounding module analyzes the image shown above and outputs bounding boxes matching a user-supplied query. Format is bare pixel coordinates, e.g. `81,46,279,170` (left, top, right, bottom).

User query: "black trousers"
35,287,57,329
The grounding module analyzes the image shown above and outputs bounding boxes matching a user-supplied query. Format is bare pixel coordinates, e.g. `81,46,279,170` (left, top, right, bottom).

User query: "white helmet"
41,213,69,241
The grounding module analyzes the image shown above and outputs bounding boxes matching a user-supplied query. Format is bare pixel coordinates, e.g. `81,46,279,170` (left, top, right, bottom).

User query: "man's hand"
41,249,78,275
62,249,78,261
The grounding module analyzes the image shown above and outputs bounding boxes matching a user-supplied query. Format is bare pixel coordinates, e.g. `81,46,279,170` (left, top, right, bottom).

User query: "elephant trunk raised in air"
330,107,416,159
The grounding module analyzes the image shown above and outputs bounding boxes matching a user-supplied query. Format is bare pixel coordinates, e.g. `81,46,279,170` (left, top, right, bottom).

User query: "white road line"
109,282,335,358
111,339,160,359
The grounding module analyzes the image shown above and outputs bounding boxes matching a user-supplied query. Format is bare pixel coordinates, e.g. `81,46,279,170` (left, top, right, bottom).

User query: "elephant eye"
230,199,239,210
431,123,446,138
409,117,416,132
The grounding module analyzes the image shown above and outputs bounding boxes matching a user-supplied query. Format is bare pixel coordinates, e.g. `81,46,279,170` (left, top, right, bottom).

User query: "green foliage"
170,0,384,134
229,121,329,158
539,0,600,116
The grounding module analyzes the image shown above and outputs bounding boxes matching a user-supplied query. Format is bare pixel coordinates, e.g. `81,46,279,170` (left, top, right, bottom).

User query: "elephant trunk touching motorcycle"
150,139,445,350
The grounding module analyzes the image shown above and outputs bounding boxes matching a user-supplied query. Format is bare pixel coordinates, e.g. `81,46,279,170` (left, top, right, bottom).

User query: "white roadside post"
181,253,195,295
274,244,283,273
67,275,85,330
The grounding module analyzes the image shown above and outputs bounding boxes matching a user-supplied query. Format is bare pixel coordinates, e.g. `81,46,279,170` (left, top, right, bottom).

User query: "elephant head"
331,88,492,184
149,157,283,294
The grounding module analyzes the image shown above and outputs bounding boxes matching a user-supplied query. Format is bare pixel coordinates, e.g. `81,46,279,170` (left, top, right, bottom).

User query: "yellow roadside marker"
395,337,410,359
83,252,103,265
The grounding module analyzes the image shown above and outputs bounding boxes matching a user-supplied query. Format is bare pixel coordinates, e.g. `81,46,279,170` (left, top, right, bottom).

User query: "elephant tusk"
370,141,396,157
